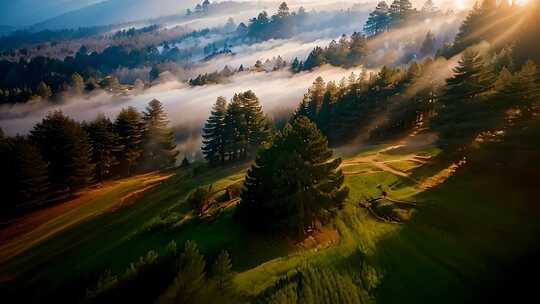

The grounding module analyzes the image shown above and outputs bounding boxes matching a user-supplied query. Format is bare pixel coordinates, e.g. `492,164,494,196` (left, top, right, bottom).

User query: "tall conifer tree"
84,114,123,181
202,97,227,164
30,111,94,192
237,116,348,238
114,107,144,175
142,99,178,170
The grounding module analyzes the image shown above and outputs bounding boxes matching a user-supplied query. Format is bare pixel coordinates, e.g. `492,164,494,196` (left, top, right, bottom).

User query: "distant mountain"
0,25,16,37
0,0,103,26
33,0,203,30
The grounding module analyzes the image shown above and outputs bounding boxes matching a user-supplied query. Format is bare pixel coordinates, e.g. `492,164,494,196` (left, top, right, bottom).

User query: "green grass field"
1,138,539,303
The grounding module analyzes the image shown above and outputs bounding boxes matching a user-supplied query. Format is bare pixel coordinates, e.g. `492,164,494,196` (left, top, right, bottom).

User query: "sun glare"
454,0,467,10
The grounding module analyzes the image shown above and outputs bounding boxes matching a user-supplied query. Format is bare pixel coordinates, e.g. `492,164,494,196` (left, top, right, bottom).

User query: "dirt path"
340,127,464,193
0,172,172,267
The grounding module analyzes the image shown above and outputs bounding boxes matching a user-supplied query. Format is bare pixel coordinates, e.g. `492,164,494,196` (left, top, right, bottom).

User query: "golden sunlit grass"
0,172,172,268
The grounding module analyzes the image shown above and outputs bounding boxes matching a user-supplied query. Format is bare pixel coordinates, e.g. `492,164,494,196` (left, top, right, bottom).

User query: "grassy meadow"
1,134,538,303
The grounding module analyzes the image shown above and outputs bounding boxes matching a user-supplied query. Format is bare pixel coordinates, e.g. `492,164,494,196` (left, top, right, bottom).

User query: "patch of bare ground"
296,226,341,251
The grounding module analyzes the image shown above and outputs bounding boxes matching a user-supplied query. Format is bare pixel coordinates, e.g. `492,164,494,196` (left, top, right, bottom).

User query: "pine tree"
212,250,233,292
444,49,489,102
84,115,123,181
30,111,94,192
223,91,270,161
223,97,247,161
497,61,540,119
36,81,52,99
347,32,368,66
237,116,348,238
303,46,326,70
389,0,413,26
305,77,326,120
170,241,206,303
435,50,495,151
291,57,300,72
142,99,178,170
202,97,227,164
0,136,49,210
114,107,144,176
363,1,390,36
317,81,338,134
238,90,271,156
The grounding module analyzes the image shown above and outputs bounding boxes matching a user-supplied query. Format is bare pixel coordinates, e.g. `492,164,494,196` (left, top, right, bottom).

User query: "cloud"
0,65,363,138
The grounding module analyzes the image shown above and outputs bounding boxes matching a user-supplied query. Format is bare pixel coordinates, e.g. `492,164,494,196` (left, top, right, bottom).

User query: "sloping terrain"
2,128,538,303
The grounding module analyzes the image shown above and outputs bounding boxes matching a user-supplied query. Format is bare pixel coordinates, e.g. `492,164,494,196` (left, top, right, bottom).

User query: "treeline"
291,58,438,146
247,2,308,41
363,0,442,37
189,66,234,86
292,32,368,72
0,26,114,51
201,91,272,165
0,43,185,104
112,24,160,39
291,0,540,148
189,56,288,86
0,99,177,216
86,240,237,304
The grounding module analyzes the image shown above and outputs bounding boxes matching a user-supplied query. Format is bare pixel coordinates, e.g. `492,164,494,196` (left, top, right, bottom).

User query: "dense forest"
0,99,177,216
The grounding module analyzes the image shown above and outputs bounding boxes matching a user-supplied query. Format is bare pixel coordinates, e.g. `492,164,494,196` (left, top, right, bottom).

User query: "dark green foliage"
433,50,496,150
204,91,271,165
187,185,213,215
141,99,179,170
0,136,49,211
223,95,248,161
30,111,94,192
85,242,179,304
445,49,490,101
300,33,368,71
165,241,206,303
114,107,143,176
389,0,414,27
364,1,391,36
303,46,327,71
247,2,297,40
256,266,370,304
84,115,123,181
190,66,234,86
363,0,442,38
202,97,227,164
212,250,233,292
237,116,348,238
295,76,326,121
297,59,439,145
